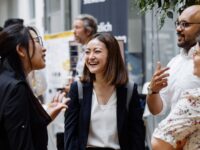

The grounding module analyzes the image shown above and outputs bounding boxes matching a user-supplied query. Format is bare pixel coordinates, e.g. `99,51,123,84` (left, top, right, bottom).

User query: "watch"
147,84,158,95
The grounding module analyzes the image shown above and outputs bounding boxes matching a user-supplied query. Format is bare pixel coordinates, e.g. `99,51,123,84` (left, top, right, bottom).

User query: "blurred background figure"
3,18,24,28
72,14,97,78
64,14,98,94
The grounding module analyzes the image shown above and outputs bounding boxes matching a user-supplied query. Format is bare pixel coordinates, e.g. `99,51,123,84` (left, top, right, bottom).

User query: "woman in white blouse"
64,32,145,150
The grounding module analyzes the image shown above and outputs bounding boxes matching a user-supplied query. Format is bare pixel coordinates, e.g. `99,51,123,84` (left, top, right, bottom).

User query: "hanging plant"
135,0,200,28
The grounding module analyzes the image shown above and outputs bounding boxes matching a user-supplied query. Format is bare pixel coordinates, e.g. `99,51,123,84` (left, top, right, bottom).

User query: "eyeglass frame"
175,20,200,29
33,36,43,46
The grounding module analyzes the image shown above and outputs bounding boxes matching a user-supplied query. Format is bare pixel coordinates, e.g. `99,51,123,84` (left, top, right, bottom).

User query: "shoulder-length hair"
81,32,128,86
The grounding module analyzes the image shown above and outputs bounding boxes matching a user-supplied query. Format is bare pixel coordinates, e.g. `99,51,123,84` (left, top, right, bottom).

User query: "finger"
154,74,169,83
53,91,61,102
62,97,71,104
57,92,66,102
155,61,161,71
154,67,170,77
156,78,168,86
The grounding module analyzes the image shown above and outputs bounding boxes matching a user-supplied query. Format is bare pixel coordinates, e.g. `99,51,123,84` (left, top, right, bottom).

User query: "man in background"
73,14,97,78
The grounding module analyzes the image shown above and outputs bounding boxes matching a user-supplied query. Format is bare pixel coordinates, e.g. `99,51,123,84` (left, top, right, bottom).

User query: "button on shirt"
159,48,200,115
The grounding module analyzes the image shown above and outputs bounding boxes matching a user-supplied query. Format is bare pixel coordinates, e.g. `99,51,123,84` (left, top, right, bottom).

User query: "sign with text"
81,0,128,47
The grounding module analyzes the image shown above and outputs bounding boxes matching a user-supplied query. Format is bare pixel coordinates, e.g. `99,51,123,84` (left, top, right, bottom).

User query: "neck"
82,37,92,45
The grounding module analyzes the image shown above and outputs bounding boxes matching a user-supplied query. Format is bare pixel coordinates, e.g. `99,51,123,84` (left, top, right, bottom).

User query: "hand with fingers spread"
149,62,170,94
47,91,71,121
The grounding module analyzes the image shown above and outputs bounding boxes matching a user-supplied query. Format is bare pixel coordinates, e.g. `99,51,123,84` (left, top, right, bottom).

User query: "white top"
75,45,85,78
158,48,200,115
87,89,120,149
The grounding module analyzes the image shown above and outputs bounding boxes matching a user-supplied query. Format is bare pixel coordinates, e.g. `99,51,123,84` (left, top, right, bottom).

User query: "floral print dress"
153,88,200,150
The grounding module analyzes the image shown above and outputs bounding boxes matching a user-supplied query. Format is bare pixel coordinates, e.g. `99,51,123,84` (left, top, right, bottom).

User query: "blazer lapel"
116,86,127,136
81,82,93,146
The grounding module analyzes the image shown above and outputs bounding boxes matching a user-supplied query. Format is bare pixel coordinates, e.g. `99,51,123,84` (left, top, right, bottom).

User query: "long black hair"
0,24,37,79
0,24,51,122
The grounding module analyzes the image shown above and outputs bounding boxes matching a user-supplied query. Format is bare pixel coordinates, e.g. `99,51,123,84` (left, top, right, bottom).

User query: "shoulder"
0,72,26,96
167,54,182,67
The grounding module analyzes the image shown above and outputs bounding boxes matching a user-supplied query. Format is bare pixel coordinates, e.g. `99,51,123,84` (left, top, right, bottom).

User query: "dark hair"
76,14,97,36
4,18,24,28
81,32,128,86
0,24,38,79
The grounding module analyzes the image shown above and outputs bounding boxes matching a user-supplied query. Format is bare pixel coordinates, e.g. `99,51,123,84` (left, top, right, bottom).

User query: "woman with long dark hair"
0,24,69,150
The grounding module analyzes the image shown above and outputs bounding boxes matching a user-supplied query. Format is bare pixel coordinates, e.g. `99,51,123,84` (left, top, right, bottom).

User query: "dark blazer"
64,82,145,150
0,63,51,150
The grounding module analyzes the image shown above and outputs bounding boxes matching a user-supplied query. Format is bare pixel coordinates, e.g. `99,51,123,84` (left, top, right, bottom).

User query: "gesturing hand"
47,91,70,121
149,62,170,93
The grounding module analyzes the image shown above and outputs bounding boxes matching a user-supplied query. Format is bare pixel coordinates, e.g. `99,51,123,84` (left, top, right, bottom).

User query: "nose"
42,46,47,53
88,52,95,59
176,25,183,33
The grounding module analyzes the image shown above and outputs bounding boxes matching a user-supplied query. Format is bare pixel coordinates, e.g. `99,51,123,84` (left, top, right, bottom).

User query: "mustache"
177,32,184,37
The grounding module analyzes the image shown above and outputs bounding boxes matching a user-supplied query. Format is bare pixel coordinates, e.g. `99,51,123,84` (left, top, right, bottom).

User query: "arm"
3,83,35,150
129,84,145,150
64,82,80,150
146,94,163,115
147,62,169,115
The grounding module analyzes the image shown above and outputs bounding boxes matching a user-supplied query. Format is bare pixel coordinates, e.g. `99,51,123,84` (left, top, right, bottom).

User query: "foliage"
135,0,200,28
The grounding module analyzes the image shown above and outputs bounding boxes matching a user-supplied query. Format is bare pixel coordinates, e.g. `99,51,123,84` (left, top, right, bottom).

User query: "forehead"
87,38,106,48
73,19,84,27
179,7,200,21
29,30,37,38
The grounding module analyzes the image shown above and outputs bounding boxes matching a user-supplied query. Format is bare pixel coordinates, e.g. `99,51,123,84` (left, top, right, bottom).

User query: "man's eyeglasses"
175,21,200,29
33,36,43,46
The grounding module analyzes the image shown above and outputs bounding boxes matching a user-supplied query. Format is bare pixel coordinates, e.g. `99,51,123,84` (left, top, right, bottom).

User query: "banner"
81,0,128,47
44,31,73,91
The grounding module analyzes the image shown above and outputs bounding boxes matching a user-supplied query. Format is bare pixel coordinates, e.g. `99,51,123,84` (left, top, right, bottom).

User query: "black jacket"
0,62,51,150
64,82,145,150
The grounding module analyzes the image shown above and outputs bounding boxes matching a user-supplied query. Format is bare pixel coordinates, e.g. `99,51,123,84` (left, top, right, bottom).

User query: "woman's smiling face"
85,38,108,76
29,30,46,70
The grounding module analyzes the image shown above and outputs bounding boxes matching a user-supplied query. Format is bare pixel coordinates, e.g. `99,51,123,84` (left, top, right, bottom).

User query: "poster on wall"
81,0,128,49
44,31,74,101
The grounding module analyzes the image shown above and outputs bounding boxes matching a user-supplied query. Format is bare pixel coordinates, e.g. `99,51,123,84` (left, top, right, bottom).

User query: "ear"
16,44,26,58
86,29,92,37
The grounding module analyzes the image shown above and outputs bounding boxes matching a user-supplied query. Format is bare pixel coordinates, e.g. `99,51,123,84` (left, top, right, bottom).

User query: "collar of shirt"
180,46,195,59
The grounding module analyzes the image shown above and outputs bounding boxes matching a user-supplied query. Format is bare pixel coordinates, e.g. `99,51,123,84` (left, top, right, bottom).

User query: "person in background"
64,32,145,150
0,24,69,150
3,18,24,28
146,5,200,150
73,14,98,78
64,14,98,94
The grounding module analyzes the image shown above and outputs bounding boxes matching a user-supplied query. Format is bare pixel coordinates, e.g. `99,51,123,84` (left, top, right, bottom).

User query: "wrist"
147,84,159,95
